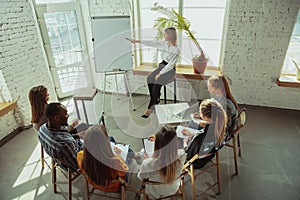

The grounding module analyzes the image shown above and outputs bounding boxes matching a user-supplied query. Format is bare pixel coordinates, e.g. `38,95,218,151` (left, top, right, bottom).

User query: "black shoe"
141,114,149,118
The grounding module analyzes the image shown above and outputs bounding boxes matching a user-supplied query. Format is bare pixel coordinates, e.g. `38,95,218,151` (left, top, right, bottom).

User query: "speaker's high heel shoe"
141,109,152,118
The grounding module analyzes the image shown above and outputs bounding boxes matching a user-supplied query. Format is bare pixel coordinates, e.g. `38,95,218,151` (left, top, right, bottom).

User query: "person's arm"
137,158,151,181
159,47,180,75
113,157,129,177
62,141,79,171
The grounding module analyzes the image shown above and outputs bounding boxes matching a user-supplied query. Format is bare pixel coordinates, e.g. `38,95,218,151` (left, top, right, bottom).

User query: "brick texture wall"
0,0,56,139
222,0,300,109
89,0,130,17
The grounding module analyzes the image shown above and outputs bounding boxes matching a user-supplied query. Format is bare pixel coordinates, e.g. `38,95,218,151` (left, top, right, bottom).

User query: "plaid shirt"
38,123,81,171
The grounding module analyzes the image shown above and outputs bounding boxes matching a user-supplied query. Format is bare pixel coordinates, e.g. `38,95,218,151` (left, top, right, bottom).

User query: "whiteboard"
92,16,133,73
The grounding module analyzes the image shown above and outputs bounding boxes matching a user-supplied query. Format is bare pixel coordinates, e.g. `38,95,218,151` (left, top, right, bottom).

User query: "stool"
73,88,97,126
163,77,177,104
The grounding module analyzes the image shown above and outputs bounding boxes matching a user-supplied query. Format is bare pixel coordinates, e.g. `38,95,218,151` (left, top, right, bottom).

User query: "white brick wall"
223,0,300,110
89,0,130,17
0,0,56,139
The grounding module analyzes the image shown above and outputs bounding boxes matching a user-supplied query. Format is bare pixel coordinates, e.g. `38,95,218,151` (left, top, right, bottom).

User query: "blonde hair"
208,75,238,110
152,125,179,183
200,99,227,146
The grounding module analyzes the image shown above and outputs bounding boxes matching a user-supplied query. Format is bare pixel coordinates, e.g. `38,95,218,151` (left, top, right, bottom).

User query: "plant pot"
192,59,208,74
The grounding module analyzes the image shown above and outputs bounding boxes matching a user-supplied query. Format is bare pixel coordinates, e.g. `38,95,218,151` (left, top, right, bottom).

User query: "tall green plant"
151,3,207,61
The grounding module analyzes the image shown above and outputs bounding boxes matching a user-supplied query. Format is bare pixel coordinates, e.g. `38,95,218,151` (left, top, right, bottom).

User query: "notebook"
110,142,129,161
173,102,199,120
142,138,154,158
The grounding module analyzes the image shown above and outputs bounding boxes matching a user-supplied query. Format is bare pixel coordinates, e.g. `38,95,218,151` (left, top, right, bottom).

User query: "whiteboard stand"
101,70,136,124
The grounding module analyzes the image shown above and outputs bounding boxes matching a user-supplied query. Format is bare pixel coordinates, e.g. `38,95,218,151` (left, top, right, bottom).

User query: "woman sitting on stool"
130,27,180,118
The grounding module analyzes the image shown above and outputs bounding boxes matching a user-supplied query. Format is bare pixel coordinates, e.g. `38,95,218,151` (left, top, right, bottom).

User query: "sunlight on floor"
13,143,51,188
12,184,48,200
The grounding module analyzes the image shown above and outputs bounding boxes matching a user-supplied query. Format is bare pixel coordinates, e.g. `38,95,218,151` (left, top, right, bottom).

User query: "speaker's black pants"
147,61,175,109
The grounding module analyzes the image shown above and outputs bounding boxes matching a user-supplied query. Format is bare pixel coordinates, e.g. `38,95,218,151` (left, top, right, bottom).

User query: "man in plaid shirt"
38,102,83,171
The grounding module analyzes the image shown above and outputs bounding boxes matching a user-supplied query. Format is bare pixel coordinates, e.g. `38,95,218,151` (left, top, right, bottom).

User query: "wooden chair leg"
190,165,196,200
164,85,167,104
232,136,238,175
68,169,72,200
181,176,185,200
85,179,90,200
41,145,45,169
121,184,126,200
51,159,57,193
237,133,241,156
173,78,176,103
216,152,221,194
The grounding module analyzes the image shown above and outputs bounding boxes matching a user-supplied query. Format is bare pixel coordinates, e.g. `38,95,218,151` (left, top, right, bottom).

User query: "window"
279,10,300,84
133,0,227,67
34,1,91,98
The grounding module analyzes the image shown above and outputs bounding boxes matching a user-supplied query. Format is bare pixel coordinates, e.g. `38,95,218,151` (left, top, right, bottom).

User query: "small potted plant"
151,3,208,74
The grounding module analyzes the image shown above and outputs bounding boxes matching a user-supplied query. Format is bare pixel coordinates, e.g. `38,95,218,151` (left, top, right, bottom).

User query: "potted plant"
151,3,208,74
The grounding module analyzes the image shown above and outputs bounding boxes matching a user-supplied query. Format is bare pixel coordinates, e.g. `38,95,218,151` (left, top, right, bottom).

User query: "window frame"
131,0,228,69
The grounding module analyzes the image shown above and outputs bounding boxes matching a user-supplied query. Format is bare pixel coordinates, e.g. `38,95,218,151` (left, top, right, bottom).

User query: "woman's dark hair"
29,85,48,123
82,124,121,186
152,125,179,183
165,27,177,45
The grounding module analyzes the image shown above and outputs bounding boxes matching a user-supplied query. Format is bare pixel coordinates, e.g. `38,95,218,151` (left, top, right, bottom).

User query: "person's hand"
148,135,156,141
155,74,161,81
182,129,193,137
77,131,86,139
144,152,149,159
113,146,122,156
193,112,200,119
67,119,80,132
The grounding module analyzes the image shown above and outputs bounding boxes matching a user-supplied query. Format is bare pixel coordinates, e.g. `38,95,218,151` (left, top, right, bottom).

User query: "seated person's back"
138,126,186,199
182,99,226,169
77,124,128,192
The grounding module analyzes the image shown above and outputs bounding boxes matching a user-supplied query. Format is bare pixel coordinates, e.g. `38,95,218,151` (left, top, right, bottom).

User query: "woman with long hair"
29,85,49,131
77,124,128,192
183,99,227,169
207,74,238,135
130,27,180,118
138,125,186,199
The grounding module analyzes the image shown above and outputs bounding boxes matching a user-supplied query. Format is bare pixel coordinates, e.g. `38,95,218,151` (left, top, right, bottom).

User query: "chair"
225,108,247,175
33,127,49,169
182,150,221,200
51,158,82,200
163,76,177,104
140,174,185,200
83,173,140,200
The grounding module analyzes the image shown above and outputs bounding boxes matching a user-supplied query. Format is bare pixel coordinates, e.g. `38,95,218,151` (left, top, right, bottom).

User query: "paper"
190,114,209,124
142,138,154,158
75,122,89,132
110,142,129,161
176,125,199,138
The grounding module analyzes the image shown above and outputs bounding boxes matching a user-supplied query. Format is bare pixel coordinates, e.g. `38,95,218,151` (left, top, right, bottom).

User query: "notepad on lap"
176,125,200,138
110,142,129,161
142,138,154,158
